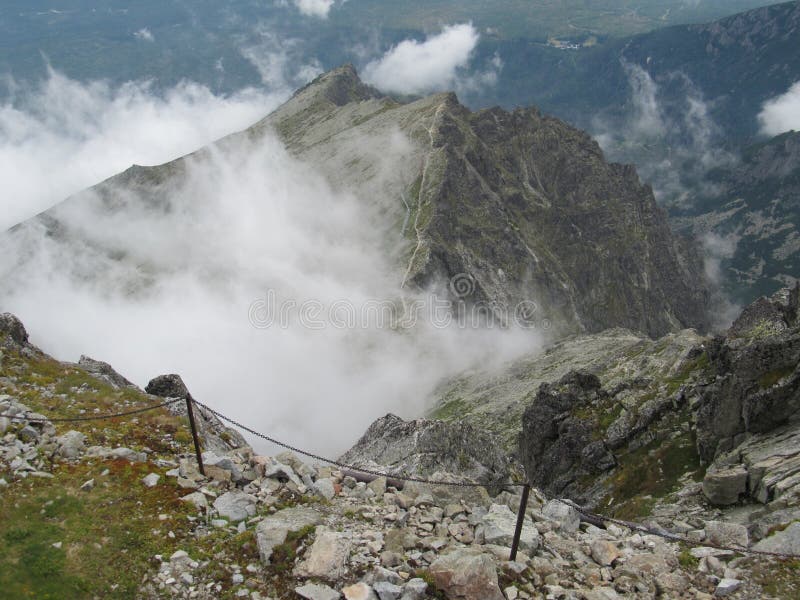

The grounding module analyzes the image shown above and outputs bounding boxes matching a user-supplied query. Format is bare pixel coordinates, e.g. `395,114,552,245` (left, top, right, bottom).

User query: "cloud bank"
0,68,292,231
0,74,539,457
759,81,800,136
363,24,483,96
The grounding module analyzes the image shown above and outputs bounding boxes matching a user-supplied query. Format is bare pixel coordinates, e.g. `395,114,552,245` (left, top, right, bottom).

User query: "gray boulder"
479,503,539,551
213,490,257,522
77,355,136,389
256,506,323,564
429,548,504,600
702,465,748,505
145,374,190,399
705,521,749,549
542,499,581,533
55,430,87,459
295,583,340,600
0,313,28,345
294,528,352,581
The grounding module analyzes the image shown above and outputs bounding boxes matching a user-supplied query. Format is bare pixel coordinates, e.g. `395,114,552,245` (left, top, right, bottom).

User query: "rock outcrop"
695,285,800,463
518,371,616,500
339,413,515,492
145,373,250,455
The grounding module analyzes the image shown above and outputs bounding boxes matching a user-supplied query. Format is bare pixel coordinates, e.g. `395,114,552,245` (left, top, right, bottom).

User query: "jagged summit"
288,64,382,107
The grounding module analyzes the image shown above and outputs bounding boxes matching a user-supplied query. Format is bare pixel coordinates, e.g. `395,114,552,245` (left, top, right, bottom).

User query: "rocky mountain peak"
290,64,382,108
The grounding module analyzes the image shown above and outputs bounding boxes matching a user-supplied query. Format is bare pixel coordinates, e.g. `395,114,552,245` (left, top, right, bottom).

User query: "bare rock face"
77,355,136,389
0,313,28,346
145,374,191,399
146,373,250,454
518,370,616,500
338,413,514,491
695,285,800,464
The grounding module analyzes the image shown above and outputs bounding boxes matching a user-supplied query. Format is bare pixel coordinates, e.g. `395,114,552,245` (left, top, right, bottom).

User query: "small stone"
590,540,621,567
342,582,378,600
714,578,742,597
180,572,194,585
295,582,340,600
705,521,749,549
232,573,244,585
142,473,160,488
373,581,402,600
80,479,95,491
542,500,581,533
52,542,62,549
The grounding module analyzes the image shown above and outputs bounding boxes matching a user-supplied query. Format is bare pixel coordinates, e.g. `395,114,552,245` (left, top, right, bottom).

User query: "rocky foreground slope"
3,309,798,598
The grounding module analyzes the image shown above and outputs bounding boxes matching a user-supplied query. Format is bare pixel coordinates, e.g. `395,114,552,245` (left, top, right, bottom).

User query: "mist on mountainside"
0,71,540,456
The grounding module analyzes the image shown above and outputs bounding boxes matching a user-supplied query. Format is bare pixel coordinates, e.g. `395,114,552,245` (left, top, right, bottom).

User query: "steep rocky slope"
672,131,800,303
2,65,709,340
256,66,710,338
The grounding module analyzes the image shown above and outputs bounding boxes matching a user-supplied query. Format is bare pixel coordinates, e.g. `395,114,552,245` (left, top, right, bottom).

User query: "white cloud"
0,68,291,230
240,29,323,90
363,24,481,95
292,0,335,18
758,81,800,137
0,73,540,457
593,63,735,205
134,28,154,42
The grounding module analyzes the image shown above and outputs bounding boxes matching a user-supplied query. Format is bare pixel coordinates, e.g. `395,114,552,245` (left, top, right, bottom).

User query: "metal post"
509,483,531,561
185,394,205,476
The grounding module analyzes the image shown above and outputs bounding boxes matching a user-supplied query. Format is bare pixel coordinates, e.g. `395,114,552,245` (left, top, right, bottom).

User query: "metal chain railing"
192,399,800,561
191,398,524,489
557,499,800,560
2,390,798,561
0,397,183,423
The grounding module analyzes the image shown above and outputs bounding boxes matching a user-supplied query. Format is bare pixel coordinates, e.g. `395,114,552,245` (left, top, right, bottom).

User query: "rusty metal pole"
509,483,531,561
185,394,205,476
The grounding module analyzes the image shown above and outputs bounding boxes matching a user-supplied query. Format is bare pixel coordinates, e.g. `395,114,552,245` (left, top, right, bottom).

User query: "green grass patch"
0,461,194,599
602,427,703,520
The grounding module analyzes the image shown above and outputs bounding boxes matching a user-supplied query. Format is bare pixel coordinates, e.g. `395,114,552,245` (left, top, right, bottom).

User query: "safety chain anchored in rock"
0,397,183,422
193,398,800,562
4,392,799,563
